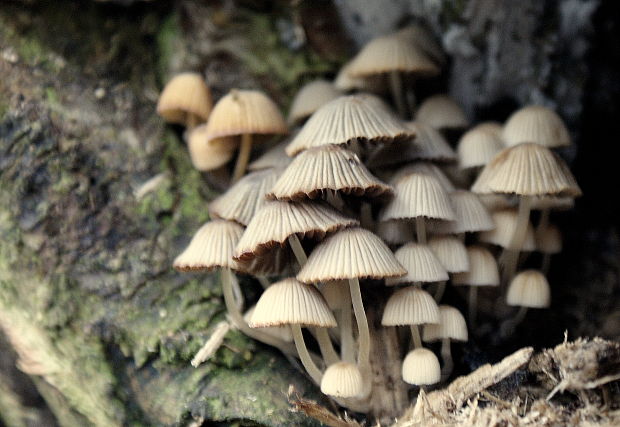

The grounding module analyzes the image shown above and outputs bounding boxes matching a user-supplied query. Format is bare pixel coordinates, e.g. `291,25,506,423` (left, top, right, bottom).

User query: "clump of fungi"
158,23,581,422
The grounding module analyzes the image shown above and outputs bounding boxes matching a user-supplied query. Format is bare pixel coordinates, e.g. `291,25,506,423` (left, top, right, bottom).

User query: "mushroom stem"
468,286,478,328
257,276,271,289
340,290,355,363
440,338,453,380
416,217,427,244
288,234,308,267
231,273,244,311
349,277,370,370
315,328,340,366
388,70,407,119
500,306,529,338
292,324,323,384
541,253,551,274
410,325,422,349
233,133,252,183
538,208,550,235
434,280,446,302
503,196,533,282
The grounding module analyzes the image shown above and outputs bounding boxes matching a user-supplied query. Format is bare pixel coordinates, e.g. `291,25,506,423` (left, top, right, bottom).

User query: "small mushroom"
288,80,341,126
320,362,365,398
157,72,213,128
428,236,469,302
457,123,504,170
423,305,468,379
402,348,441,386
502,105,571,148
430,190,494,236
535,223,562,273
502,270,551,336
186,125,238,171
416,95,469,132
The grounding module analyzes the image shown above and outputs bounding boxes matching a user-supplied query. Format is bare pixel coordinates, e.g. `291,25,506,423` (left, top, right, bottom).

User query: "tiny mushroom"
186,125,238,171
402,348,441,386
321,362,365,398
502,270,551,336
157,72,213,128
423,305,468,379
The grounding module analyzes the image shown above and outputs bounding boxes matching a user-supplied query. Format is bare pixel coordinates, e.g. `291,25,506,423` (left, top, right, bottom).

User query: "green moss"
155,12,183,83
44,87,59,106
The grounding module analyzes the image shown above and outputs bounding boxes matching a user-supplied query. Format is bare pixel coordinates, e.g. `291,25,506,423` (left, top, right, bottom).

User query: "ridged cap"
407,121,457,162
536,224,562,254
422,305,468,342
452,246,500,287
386,243,449,285
297,227,406,282
506,270,551,308
248,140,292,171
288,80,341,125
381,173,455,221
187,125,237,171
416,95,469,130
209,168,279,226
471,143,582,197
433,191,494,234
157,72,212,124
402,348,441,385
205,89,287,140
173,220,243,271
503,105,571,148
285,94,415,156
479,209,536,251
376,220,415,246
234,200,358,261
268,145,393,201
457,124,504,169
428,236,469,274
249,278,337,327
390,162,455,192
244,306,293,342
320,362,365,398
382,287,440,326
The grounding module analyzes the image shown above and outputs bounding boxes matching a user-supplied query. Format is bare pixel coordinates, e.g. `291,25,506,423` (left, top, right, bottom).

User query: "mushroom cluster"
160,24,581,418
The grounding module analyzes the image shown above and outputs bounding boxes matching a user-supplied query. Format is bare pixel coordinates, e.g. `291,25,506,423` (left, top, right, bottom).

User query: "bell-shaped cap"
479,209,536,251
205,89,287,140
376,220,415,246
187,125,238,171
288,80,341,125
536,224,562,254
390,162,455,192
471,143,582,197
157,72,213,125
320,362,364,398
428,236,469,274
422,305,468,342
402,348,441,385
268,145,393,201
386,243,448,286
457,124,504,169
503,105,571,148
506,270,551,308
249,278,337,327
334,60,387,93
285,94,415,156
433,191,494,234
173,220,243,271
234,200,358,261
396,25,445,65
382,287,440,326
416,95,469,130
248,140,292,171
452,246,500,287
297,227,406,283
244,306,293,342
381,173,455,222
209,168,280,226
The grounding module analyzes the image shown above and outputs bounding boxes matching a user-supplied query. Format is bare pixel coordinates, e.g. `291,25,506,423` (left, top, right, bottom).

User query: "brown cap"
382,287,440,326
452,246,500,287
187,125,238,171
422,305,468,342
506,270,551,308
503,105,571,148
457,124,504,169
157,72,213,125
288,80,341,125
479,209,536,251
428,236,469,274
402,348,441,385
416,95,469,130
320,362,365,398
386,243,449,286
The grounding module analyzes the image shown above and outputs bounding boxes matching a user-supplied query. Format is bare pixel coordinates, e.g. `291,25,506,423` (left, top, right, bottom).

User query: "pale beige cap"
407,121,457,162
457,124,504,169
402,348,441,385
433,190,494,234
173,220,243,272
320,362,364,398
396,24,445,64
285,94,415,156
244,306,293,342
267,145,393,201
248,140,292,171
502,105,571,148
386,243,449,286
288,80,341,125
422,305,468,342
157,72,213,125
428,236,469,274
187,125,238,171
479,209,536,251
382,287,440,326
389,162,455,192
536,224,562,254
249,278,337,327
416,95,469,130
297,227,406,283
506,270,551,308
452,246,500,287
376,220,415,246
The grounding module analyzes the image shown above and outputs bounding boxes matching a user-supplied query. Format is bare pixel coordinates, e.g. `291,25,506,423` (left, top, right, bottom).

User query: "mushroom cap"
285,94,415,156
402,348,441,385
457,124,504,169
234,200,358,261
320,362,364,398
209,168,280,226
503,105,571,148
432,190,494,234
471,143,582,197
428,236,469,274
248,140,292,171
389,162,455,192
320,280,350,310
376,220,415,246
204,89,287,140
452,246,500,287
267,145,393,201
173,220,243,272
382,287,440,326
396,24,445,64
536,224,562,254
288,80,341,125
381,173,455,222
416,95,469,130
187,125,238,171
423,305,468,342
244,306,293,342
506,270,551,308
297,227,406,283
346,33,440,77
386,243,449,286
157,72,213,124
334,60,387,93
475,121,503,138
249,278,337,327
479,209,536,251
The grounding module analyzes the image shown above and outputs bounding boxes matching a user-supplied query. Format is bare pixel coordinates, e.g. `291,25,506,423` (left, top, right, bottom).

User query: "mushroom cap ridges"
402,348,441,385
320,362,365,398
506,270,551,308
157,72,213,124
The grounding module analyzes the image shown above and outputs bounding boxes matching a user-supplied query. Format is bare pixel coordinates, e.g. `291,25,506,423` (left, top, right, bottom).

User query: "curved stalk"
388,70,406,119
440,338,453,380
503,196,533,282
315,328,340,366
233,133,252,183
416,217,427,244
434,280,446,302
410,325,422,349
292,324,323,384
288,234,307,268
468,286,478,329
349,278,370,369
340,290,355,363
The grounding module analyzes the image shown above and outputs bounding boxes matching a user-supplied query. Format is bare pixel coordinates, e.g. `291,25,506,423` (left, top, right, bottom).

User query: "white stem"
503,196,533,283
288,234,307,267
233,133,252,183
434,281,446,302
257,276,270,289
292,324,323,384
440,338,453,380
410,325,422,349
349,278,370,370
389,70,406,118
416,217,427,244
340,290,355,363
315,328,340,366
